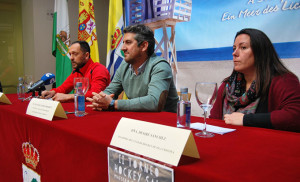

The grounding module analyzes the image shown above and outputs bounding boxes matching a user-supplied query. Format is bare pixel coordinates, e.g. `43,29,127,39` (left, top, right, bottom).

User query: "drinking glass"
74,77,89,94
24,75,34,91
195,82,218,138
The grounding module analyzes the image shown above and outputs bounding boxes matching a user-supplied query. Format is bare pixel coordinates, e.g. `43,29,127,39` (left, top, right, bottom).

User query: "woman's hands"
224,112,244,126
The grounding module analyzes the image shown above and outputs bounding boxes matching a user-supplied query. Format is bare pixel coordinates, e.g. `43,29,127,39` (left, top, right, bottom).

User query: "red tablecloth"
0,94,300,181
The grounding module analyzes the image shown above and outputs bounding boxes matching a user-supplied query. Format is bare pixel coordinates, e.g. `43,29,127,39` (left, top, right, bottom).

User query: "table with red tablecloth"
0,94,300,181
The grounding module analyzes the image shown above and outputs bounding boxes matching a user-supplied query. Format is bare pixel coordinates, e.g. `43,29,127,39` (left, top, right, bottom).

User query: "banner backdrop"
155,0,300,62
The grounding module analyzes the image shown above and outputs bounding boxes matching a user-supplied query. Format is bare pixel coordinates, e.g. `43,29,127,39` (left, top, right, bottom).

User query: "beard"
72,57,86,69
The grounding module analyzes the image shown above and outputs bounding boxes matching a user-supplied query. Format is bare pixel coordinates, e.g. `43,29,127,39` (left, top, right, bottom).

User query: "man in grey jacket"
87,24,178,112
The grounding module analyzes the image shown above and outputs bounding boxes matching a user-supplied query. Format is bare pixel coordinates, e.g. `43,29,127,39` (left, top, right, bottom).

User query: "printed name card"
26,98,67,121
110,117,200,166
0,92,12,104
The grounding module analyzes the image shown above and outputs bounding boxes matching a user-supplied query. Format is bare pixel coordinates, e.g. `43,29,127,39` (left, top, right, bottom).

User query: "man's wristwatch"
108,99,115,111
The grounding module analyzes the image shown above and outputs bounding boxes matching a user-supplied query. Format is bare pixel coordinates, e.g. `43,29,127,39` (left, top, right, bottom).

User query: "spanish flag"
106,0,124,79
78,0,99,63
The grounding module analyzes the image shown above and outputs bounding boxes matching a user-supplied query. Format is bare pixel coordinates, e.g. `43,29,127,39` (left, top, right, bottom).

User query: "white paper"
190,122,236,135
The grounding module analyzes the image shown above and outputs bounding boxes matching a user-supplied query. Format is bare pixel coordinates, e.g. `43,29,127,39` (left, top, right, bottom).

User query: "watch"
108,99,115,111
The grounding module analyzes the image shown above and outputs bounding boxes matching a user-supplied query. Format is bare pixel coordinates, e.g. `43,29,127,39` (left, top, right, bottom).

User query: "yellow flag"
78,0,99,63
106,0,124,79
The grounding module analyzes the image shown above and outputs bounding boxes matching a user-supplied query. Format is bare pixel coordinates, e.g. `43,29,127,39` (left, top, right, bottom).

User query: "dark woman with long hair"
210,28,300,132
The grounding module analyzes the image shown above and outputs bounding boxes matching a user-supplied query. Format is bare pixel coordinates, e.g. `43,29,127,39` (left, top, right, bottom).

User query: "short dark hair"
227,28,292,99
123,24,155,57
71,40,90,57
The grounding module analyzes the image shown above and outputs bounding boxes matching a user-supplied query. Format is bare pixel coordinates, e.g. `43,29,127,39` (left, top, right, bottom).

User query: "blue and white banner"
156,0,300,61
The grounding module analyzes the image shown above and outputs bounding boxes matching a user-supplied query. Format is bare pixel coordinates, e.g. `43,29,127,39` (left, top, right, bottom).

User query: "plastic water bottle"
74,82,85,117
177,87,191,129
17,77,25,100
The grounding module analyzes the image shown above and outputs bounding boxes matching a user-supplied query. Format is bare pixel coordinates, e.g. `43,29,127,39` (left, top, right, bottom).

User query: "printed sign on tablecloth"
108,147,174,182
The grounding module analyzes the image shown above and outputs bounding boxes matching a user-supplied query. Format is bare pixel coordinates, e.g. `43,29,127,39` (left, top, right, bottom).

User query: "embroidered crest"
22,142,40,169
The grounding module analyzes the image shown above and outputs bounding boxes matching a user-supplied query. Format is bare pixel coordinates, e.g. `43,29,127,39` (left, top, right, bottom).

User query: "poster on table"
107,147,174,182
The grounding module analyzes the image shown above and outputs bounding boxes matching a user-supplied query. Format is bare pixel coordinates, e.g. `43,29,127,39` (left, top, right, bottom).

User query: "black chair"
0,81,2,92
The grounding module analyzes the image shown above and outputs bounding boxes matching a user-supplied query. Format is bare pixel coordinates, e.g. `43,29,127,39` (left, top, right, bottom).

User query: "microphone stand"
36,86,46,97
22,86,46,101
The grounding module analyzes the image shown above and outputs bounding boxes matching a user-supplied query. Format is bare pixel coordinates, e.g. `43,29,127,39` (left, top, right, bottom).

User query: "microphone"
27,73,55,93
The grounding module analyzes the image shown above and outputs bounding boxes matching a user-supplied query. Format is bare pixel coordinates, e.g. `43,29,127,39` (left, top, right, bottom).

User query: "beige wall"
22,0,109,88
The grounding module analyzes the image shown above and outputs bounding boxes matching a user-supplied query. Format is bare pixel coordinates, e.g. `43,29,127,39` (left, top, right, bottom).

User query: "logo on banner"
111,27,123,50
78,8,97,45
22,142,40,169
56,32,70,56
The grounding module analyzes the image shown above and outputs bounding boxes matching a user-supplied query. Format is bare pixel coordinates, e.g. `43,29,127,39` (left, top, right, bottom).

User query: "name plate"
26,98,67,121
0,92,12,104
110,117,199,166
108,147,174,182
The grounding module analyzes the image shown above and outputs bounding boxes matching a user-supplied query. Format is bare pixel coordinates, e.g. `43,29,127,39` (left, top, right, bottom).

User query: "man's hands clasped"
86,92,115,111
41,90,116,110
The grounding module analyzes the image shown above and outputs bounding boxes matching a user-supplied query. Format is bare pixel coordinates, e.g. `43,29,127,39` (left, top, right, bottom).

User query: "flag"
106,0,124,79
52,0,72,87
78,0,99,63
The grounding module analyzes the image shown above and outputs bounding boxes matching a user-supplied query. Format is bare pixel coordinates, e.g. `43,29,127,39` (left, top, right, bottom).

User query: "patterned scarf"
223,71,260,117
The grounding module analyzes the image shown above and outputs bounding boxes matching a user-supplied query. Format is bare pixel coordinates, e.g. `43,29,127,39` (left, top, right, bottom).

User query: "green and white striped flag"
52,0,72,87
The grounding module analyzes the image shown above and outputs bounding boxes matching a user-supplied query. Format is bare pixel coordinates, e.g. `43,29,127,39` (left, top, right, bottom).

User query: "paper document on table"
191,123,236,135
